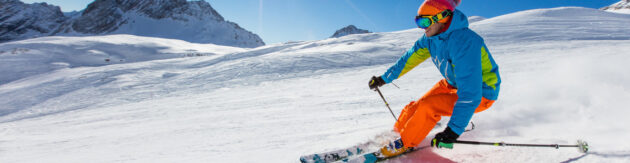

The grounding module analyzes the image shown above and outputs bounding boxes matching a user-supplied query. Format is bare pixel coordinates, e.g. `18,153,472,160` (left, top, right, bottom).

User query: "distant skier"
369,0,501,157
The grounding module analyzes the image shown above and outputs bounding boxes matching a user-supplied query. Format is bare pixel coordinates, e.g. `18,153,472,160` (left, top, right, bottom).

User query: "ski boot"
378,138,412,158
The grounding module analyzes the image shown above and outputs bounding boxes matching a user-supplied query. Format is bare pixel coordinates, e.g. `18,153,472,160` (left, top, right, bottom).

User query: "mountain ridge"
601,0,630,10
601,0,630,14
0,0,265,48
330,25,371,38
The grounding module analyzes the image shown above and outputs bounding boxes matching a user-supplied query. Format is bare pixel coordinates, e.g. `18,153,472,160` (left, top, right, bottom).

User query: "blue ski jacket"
381,9,501,135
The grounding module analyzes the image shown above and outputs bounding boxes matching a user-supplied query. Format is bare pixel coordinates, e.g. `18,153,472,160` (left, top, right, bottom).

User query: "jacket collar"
427,9,469,39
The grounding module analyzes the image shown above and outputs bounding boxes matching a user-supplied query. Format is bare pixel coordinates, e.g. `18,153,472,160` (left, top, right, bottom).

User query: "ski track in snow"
1,7,630,163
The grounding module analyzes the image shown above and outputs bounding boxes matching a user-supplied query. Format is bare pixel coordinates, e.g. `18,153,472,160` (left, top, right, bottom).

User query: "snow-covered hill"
0,34,245,84
467,16,486,23
0,0,264,48
330,25,371,38
602,0,630,14
472,7,630,44
1,7,630,163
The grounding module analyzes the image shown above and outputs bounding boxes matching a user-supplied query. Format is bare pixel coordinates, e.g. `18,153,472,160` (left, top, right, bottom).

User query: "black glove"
431,127,460,149
368,76,385,90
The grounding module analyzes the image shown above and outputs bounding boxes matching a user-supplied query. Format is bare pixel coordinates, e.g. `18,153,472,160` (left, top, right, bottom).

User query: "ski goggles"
415,9,453,29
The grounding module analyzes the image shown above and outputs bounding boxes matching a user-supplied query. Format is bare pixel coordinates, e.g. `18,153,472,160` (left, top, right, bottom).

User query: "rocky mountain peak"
0,0,67,42
72,0,225,34
1,0,264,48
81,0,222,20
330,25,371,38
601,0,630,11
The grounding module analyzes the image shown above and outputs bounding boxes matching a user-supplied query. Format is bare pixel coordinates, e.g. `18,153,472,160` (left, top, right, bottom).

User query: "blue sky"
23,0,620,44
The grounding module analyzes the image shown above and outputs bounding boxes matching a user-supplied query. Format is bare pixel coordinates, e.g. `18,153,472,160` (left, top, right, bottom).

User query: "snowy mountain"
467,16,486,23
0,0,265,48
330,25,371,38
601,0,630,14
0,0,68,42
1,7,630,163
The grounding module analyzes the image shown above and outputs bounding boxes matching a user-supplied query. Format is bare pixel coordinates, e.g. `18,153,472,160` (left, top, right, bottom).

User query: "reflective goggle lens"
415,16,433,29
414,10,452,29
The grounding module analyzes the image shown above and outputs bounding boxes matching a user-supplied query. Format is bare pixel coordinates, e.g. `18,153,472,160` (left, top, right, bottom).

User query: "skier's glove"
368,76,385,90
431,127,459,149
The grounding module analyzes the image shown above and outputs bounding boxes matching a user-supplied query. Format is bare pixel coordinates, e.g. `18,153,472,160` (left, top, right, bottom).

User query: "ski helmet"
417,0,460,23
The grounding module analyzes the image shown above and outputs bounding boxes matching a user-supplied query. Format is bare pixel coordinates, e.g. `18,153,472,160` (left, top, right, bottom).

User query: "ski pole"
453,140,589,153
390,82,400,89
374,87,398,122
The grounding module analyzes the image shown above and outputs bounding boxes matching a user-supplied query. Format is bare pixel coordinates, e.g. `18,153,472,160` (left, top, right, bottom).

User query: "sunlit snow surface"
1,7,629,162
607,9,630,14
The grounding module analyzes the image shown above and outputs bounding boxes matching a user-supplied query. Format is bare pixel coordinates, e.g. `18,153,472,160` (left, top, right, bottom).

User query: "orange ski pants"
394,79,495,148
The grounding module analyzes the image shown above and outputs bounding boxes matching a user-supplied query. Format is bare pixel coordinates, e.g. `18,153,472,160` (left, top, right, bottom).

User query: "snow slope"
0,34,245,84
467,16,486,24
1,7,630,163
609,9,630,14
472,7,630,44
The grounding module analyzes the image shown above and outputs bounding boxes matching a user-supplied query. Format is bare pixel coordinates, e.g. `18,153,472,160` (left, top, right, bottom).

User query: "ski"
339,152,379,163
300,143,371,163
340,146,424,163
300,131,402,163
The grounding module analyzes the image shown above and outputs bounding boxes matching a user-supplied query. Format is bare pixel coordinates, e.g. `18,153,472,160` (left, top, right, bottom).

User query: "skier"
368,0,501,157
